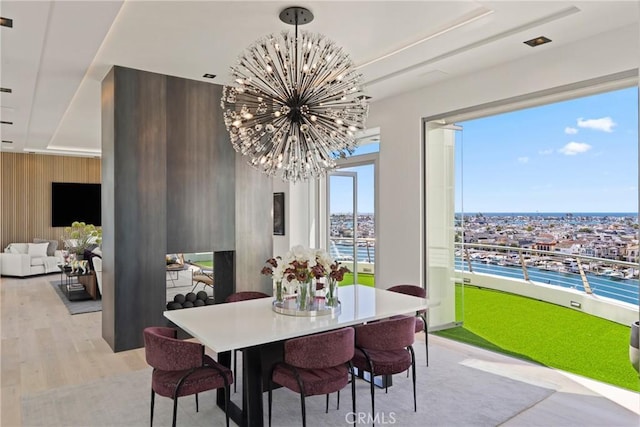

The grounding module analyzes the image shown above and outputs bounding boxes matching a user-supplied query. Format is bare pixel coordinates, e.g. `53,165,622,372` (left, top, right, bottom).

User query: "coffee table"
58,265,96,301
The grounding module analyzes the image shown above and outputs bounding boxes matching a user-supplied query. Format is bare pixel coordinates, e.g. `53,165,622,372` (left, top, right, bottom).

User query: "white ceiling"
1,1,638,156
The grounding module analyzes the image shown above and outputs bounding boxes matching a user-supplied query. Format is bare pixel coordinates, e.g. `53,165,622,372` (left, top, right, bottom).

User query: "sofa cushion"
27,243,48,257
31,257,45,266
7,243,28,254
33,238,58,256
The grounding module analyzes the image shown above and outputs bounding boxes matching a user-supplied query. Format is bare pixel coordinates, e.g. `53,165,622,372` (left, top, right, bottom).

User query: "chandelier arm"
235,58,286,101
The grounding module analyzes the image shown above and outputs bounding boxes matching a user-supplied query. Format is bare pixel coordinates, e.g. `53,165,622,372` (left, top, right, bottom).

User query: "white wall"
272,179,314,257
367,24,638,309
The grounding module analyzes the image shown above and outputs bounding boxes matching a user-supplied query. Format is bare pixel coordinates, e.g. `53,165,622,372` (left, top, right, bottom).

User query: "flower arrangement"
63,221,102,256
261,245,350,308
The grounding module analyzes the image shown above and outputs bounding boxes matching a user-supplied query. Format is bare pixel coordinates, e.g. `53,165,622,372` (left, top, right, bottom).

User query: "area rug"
49,280,102,315
21,339,565,427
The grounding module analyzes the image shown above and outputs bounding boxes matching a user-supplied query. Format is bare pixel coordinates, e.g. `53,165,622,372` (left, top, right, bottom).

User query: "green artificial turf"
340,272,375,287
435,285,639,391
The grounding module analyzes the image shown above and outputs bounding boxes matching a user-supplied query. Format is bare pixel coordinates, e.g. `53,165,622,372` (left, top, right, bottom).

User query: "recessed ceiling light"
0,17,13,28
203,74,216,79
524,36,552,47
1,120,13,125
0,87,12,93
2,140,13,144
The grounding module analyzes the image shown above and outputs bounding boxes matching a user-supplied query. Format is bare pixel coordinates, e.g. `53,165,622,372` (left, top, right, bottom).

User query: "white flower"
272,263,285,281
290,245,310,262
315,249,332,271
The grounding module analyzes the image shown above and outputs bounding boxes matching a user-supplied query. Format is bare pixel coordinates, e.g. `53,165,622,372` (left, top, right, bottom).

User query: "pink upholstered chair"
352,316,417,416
143,327,233,427
268,327,356,427
225,291,270,392
388,284,429,366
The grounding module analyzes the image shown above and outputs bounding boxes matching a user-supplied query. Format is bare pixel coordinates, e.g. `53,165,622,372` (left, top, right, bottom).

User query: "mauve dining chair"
225,291,271,392
143,327,233,427
268,327,356,427
387,284,429,366
352,316,417,417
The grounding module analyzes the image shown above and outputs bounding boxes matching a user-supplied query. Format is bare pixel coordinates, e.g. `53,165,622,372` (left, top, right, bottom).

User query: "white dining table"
164,284,428,426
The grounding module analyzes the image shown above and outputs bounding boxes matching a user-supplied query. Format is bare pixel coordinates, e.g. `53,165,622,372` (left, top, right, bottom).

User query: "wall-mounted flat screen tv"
51,182,101,227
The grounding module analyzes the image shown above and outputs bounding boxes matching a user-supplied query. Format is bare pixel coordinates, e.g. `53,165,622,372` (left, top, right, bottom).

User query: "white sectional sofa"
1,241,64,277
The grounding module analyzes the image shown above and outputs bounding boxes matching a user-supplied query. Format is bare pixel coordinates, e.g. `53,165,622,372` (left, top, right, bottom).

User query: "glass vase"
297,280,312,311
275,281,284,303
326,278,339,307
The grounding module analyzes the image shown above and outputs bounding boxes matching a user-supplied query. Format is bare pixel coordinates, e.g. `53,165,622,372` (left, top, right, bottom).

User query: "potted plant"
63,221,102,259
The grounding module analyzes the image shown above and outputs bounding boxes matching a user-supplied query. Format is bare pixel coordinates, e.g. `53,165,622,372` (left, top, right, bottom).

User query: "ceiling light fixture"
0,17,13,28
203,73,216,79
524,36,552,47
0,87,12,93
221,6,368,182
1,120,13,125
2,140,13,144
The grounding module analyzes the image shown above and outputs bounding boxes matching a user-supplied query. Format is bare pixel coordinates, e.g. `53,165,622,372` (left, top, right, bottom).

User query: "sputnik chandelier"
221,6,369,182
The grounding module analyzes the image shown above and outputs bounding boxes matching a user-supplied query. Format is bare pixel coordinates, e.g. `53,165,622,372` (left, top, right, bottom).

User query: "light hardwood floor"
0,274,148,426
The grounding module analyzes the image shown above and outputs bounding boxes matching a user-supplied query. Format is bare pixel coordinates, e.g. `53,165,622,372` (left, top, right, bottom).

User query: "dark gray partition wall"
101,66,272,352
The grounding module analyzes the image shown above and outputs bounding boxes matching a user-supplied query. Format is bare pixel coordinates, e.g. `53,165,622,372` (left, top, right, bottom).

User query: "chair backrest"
225,291,270,303
285,327,355,369
92,256,103,294
354,316,415,351
143,327,203,371
387,284,426,299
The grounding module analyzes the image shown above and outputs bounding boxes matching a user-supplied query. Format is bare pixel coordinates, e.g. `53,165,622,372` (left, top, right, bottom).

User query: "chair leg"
325,394,329,413
300,393,307,427
350,363,356,424
224,385,230,427
150,389,155,427
423,315,429,366
409,346,417,412
195,393,199,412
268,379,273,427
337,390,340,410
172,397,178,427
233,350,238,393
369,373,375,422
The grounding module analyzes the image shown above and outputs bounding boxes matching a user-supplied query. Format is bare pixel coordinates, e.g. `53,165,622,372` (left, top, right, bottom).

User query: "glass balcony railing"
456,243,639,306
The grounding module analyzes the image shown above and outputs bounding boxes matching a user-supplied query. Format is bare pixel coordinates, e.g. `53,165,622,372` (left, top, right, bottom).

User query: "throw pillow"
27,242,49,257
8,243,28,254
33,238,58,256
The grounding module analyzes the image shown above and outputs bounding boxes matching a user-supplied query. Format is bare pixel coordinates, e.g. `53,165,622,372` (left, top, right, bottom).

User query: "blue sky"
330,87,638,214
456,87,638,213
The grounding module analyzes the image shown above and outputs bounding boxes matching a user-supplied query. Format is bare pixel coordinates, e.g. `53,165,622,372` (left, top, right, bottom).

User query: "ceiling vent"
202,74,216,79
1,120,14,125
0,87,12,93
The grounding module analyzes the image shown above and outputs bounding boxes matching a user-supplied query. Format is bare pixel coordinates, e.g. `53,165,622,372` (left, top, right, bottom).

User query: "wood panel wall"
0,152,101,249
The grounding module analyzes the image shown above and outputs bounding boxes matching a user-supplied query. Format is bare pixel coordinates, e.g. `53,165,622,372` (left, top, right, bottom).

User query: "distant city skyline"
456,87,638,213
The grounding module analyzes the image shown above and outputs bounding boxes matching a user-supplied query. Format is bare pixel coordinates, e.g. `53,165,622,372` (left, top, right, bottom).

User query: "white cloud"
558,142,592,156
517,157,529,164
577,117,616,132
538,149,553,155
564,127,578,134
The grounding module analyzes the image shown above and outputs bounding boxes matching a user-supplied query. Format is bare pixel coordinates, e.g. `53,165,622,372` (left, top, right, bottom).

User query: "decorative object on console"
63,221,102,258
221,6,369,182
